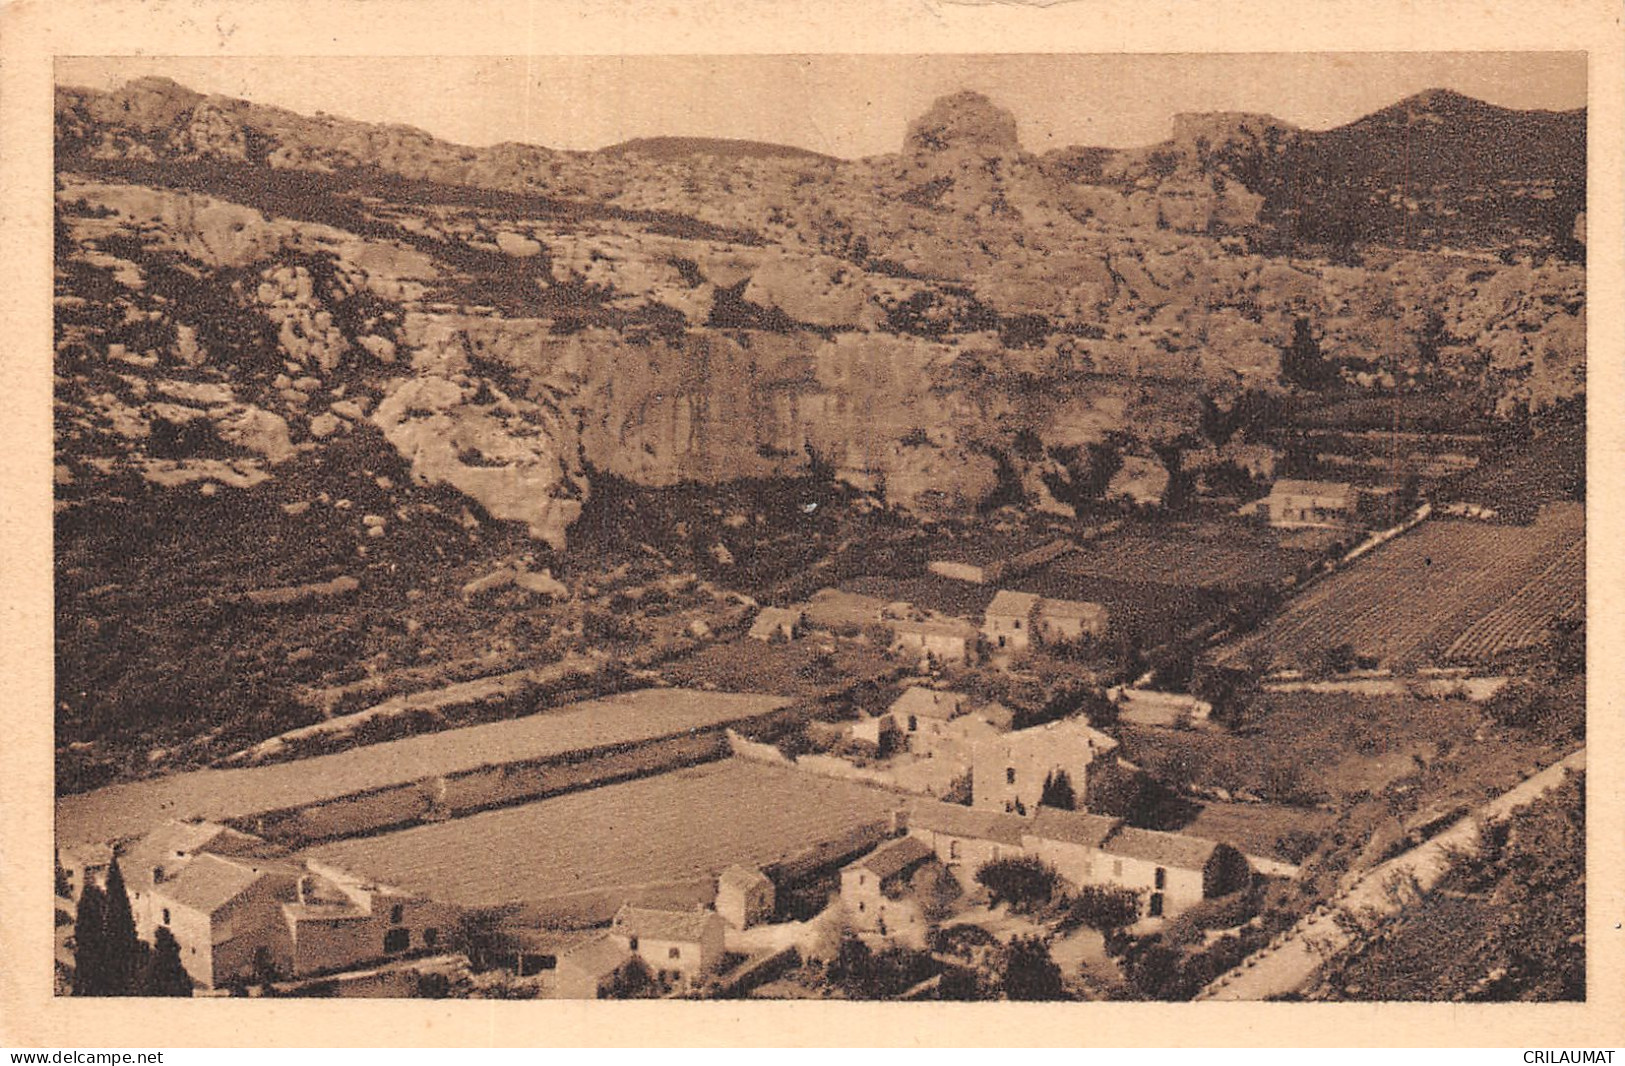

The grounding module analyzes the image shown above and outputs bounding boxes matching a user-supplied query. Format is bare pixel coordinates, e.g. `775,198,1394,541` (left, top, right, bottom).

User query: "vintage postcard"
2,0,1622,1050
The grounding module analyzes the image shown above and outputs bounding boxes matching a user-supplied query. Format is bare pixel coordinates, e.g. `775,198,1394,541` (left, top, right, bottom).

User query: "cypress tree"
1040,769,1077,811
99,859,143,995
1202,842,1253,899
143,926,193,997
71,881,108,996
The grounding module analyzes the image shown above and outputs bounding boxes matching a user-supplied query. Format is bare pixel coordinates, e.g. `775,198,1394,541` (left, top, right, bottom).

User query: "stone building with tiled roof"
610,904,727,989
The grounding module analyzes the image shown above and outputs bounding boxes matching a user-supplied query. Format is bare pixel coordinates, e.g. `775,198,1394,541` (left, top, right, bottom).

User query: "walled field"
55,688,791,847
303,759,900,911
1213,504,1583,673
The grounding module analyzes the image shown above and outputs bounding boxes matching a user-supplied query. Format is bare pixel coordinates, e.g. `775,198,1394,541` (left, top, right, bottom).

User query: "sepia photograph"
40,48,1593,1008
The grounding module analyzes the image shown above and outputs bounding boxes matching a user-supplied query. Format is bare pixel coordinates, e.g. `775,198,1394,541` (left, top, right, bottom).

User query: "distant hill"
1266,89,1585,254
597,136,838,164
1039,88,1585,258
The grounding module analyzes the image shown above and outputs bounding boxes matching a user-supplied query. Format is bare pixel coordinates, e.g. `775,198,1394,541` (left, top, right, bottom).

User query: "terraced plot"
303,759,900,910
1214,504,1583,673
1050,529,1324,590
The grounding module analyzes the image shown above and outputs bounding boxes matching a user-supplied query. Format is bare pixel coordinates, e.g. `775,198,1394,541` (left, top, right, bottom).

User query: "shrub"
1002,935,1065,1001
1273,829,1322,865
1062,885,1142,932
604,957,657,999
974,856,1060,911
1203,843,1253,899
1039,769,1077,811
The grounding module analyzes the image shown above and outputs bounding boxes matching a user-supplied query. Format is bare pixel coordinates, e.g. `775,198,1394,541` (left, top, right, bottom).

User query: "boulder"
495,230,543,258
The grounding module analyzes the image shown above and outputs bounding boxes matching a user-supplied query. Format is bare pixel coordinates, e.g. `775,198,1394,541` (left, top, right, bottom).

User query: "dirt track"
1195,747,1586,1001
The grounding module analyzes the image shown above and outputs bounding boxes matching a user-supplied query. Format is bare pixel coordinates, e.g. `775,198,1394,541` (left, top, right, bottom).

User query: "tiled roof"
123,820,285,892
157,853,295,916
1268,479,1356,505
891,617,977,639
1040,598,1107,621
612,904,723,944
907,801,1028,847
998,717,1119,757
850,835,937,880
1024,808,1120,850
558,933,629,978
282,901,368,924
718,864,772,891
1100,826,1217,871
986,590,1041,618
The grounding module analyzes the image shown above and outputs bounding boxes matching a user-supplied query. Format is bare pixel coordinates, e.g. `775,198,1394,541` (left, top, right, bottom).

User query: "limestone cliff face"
371,374,584,549
54,82,1588,554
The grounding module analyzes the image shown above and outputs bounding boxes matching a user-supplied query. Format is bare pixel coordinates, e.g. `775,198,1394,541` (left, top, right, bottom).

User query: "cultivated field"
1443,537,1585,663
1047,525,1325,590
303,759,901,910
1213,504,1583,673
1116,688,1557,808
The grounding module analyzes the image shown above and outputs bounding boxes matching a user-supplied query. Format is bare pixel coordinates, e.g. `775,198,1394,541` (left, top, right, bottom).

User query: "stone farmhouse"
119,819,457,990
889,615,979,666
840,835,942,949
1249,478,1359,528
747,606,805,642
889,686,967,751
983,590,1041,654
610,904,728,991
983,590,1108,655
892,799,1281,925
970,718,1119,815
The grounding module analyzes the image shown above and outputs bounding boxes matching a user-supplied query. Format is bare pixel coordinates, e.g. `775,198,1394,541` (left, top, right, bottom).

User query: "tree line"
69,858,193,996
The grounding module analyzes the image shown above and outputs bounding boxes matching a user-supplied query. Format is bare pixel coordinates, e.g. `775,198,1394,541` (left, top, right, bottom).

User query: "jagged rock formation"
55,79,1586,547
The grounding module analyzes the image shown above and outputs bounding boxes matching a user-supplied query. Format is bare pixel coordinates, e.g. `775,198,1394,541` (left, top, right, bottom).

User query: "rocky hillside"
54,79,1586,528
53,79,1586,787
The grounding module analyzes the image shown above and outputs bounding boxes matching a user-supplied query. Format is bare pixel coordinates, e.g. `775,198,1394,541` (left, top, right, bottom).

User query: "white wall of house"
1023,837,1107,890
1100,853,1205,919
983,610,1033,653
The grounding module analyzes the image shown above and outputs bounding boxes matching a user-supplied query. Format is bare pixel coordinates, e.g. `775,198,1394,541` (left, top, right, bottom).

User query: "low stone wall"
244,730,733,847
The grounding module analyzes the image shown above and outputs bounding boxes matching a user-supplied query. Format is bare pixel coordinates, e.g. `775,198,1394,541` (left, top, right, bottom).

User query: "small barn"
715,865,775,930
983,590,1040,654
748,606,805,643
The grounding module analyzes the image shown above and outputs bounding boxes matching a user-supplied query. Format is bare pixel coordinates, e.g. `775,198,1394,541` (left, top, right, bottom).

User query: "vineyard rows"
1445,538,1585,662
1215,506,1583,673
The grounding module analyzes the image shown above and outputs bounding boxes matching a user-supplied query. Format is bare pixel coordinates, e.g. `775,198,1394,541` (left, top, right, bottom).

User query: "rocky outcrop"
371,373,585,550
906,91,1021,156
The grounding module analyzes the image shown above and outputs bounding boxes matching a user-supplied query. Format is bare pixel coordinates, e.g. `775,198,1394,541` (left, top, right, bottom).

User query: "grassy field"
1212,504,1583,673
1117,690,1489,806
